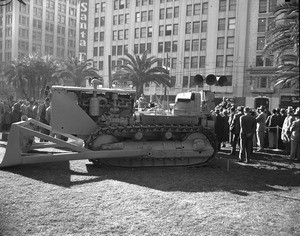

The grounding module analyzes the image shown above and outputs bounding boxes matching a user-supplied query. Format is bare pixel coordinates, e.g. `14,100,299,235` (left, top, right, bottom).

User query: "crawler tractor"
0,86,217,167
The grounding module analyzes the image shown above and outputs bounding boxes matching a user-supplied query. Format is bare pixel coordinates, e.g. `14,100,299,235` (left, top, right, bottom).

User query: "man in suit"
239,107,256,163
256,105,267,151
229,106,244,155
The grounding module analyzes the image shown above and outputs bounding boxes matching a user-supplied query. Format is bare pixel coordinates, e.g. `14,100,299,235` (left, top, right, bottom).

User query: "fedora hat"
286,106,294,114
294,108,300,116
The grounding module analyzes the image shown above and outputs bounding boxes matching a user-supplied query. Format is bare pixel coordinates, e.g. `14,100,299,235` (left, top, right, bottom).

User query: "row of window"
135,10,153,22
159,7,179,20
257,17,275,32
259,0,277,14
181,55,234,69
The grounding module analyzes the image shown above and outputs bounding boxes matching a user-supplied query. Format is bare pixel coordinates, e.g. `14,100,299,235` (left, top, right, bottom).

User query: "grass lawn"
0,143,300,236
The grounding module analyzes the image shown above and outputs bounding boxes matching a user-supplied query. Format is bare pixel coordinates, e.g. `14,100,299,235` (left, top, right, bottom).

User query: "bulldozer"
0,85,217,168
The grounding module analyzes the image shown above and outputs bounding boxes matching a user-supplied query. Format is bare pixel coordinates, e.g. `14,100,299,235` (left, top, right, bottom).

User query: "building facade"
87,0,298,108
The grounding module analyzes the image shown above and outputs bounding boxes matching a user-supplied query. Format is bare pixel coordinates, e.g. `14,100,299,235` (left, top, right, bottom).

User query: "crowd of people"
0,98,51,135
212,97,300,163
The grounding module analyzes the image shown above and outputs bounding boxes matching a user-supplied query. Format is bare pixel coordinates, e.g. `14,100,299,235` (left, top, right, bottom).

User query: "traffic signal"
217,76,227,87
194,74,204,85
205,74,217,85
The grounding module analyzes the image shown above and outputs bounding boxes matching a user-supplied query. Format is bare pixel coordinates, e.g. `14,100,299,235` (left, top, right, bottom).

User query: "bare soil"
0,142,300,236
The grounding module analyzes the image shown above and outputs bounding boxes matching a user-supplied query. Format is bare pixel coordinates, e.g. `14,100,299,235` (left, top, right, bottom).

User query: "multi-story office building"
87,0,298,109
0,0,79,61
0,0,80,99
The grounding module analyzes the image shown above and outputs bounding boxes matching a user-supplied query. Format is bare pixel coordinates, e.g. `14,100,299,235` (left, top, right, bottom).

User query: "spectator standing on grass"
37,97,51,141
229,106,244,155
11,103,22,123
221,109,230,148
289,107,300,161
266,108,280,149
256,105,267,152
228,106,236,145
281,106,295,153
239,107,256,163
214,109,224,151
278,108,286,150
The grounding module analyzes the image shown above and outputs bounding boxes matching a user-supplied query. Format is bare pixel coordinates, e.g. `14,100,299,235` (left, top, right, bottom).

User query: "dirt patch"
0,145,300,235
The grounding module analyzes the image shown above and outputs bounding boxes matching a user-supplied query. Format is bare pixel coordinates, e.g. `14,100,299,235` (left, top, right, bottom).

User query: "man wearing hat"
289,107,300,161
256,105,267,151
281,106,295,152
229,106,244,155
239,107,256,163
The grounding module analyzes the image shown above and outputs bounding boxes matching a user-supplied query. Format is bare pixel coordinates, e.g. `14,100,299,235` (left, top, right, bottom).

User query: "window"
99,47,104,56
199,56,206,68
192,40,199,51
100,17,105,26
112,46,116,56
174,6,179,18
227,36,234,48
166,8,172,19
191,57,198,68
100,32,104,41
258,18,266,32
93,47,98,57
46,11,55,21
95,3,100,13
229,0,236,11
135,12,140,22
165,42,171,52
216,55,224,67
165,25,172,35
202,2,208,14
183,76,189,87
134,44,139,54
101,2,106,12
141,11,147,22
140,27,146,38
124,45,128,54
184,57,190,69
256,55,264,66
118,30,124,40
259,0,267,13
193,21,200,33
201,21,207,32
148,27,152,37
147,43,151,53
186,5,192,16
58,3,66,12
69,7,76,17
257,77,268,88
159,9,164,19
158,42,163,53
265,56,274,66
113,31,117,40
94,32,99,42
99,61,104,70
170,76,176,87
267,17,275,31
135,28,139,38
194,3,201,15
185,40,190,51
119,15,124,24
269,0,277,12
257,37,265,50
95,17,99,27
159,25,164,36
171,58,177,69
148,10,153,21
228,18,235,29
117,45,123,55
173,24,178,35
200,39,206,50
58,15,66,24
172,41,178,52
186,22,191,34
124,29,129,39
217,37,225,49
219,0,227,12
218,19,225,30
226,55,233,67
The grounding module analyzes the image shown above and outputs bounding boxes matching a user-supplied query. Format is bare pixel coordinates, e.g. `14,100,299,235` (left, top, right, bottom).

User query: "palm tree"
113,51,171,98
263,1,299,88
53,57,101,87
3,59,28,100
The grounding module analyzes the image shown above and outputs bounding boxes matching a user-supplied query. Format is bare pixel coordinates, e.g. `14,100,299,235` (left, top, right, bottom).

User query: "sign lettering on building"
79,0,88,61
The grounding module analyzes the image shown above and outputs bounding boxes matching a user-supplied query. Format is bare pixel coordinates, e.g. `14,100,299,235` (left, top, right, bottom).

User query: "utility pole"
108,55,112,88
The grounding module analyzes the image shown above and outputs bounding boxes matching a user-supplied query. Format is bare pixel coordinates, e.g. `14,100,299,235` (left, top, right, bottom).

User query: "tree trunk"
136,83,144,100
